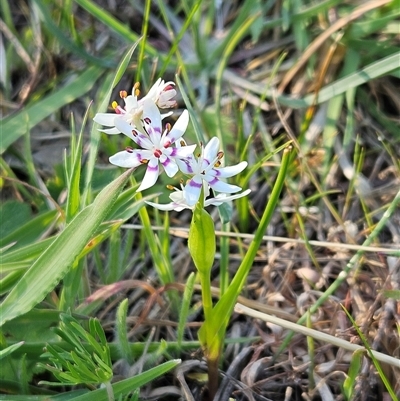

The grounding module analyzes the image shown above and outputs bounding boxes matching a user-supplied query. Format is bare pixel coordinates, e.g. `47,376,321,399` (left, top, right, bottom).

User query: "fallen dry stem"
234,303,400,369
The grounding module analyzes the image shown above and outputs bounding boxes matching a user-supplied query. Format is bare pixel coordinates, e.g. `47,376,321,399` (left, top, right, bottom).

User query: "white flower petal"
203,137,220,161
142,98,162,133
161,111,173,120
109,150,143,168
93,113,117,126
205,189,251,206
214,161,248,178
169,144,197,159
161,157,179,177
100,127,121,135
145,200,178,211
124,95,139,111
114,118,137,140
137,158,159,192
144,78,162,101
167,110,189,143
183,176,203,206
208,179,242,194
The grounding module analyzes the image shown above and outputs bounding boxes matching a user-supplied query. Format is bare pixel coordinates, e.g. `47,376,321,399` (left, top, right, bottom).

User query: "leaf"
0,65,104,154
0,209,59,250
0,169,133,327
67,359,181,401
342,349,364,400
188,204,216,275
0,342,24,360
199,146,292,360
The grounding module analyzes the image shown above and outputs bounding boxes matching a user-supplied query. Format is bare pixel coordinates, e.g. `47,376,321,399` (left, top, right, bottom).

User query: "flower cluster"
94,78,250,211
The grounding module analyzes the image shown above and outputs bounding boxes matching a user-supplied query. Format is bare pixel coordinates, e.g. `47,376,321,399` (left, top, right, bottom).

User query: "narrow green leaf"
382,289,400,300
0,169,133,327
303,51,400,105
115,299,133,364
74,0,159,58
32,0,112,68
343,349,364,400
65,107,88,222
0,65,103,154
178,272,196,347
0,341,24,360
342,305,399,401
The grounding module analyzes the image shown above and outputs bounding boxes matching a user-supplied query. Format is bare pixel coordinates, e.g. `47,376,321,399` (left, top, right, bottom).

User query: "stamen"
119,90,128,98
144,117,152,125
217,151,224,159
165,123,171,131
167,184,174,191
214,161,221,167
154,149,162,158
126,146,134,153
140,159,149,164
132,130,138,137
112,101,118,110
180,140,186,146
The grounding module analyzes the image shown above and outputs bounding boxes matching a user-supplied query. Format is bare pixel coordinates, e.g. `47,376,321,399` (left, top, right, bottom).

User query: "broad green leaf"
0,65,103,154
0,169,133,327
188,205,216,275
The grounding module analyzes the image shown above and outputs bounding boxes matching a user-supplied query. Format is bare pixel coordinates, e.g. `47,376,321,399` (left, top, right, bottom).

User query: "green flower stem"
276,186,400,357
199,272,213,324
198,146,292,366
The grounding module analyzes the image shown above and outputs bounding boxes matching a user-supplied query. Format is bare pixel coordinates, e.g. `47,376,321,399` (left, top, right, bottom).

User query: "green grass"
1,0,400,400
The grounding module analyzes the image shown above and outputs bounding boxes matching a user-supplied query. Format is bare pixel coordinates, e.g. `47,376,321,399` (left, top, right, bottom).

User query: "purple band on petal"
181,159,194,173
161,158,171,167
207,177,219,186
188,179,203,189
147,163,158,172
